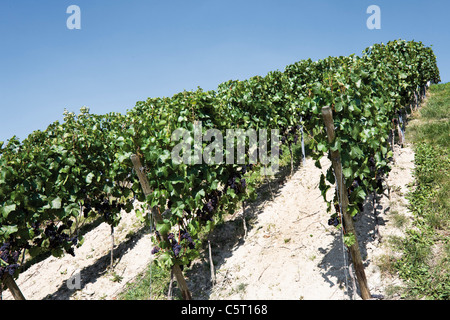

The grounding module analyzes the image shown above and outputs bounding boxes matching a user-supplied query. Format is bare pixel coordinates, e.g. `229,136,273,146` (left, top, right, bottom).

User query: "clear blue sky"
1,0,449,143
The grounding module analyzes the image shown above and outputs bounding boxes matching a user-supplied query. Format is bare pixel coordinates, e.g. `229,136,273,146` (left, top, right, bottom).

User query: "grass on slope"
394,83,450,299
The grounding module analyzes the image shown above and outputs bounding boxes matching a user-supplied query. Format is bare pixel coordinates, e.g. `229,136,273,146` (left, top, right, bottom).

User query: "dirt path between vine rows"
3,144,414,300
187,145,415,300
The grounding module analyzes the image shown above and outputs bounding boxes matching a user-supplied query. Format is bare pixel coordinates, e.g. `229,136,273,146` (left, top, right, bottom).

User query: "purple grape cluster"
225,171,246,195
167,233,182,258
194,166,250,225
348,178,361,197
327,216,340,227
83,202,92,218
241,164,254,175
368,155,386,191
197,190,222,223
33,222,78,256
280,124,301,148
151,230,195,261
151,246,160,255
368,156,376,173
348,178,364,213
0,242,21,278
83,197,125,224
180,230,195,250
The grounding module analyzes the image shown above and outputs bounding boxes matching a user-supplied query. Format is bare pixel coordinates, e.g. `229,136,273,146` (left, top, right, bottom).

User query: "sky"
0,0,449,143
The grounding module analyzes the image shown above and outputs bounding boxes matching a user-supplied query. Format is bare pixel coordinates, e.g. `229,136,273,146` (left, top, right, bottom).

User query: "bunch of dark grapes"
227,175,239,192
278,124,302,157
197,207,213,223
98,198,114,223
151,230,195,268
280,125,301,147
197,190,222,223
167,233,182,258
151,246,160,255
328,215,340,227
82,201,92,218
225,171,246,195
205,201,214,213
241,164,254,175
290,125,301,145
328,201,342,227
368,155,386,193
368,156,376,173
0,242,21,278
347,178,364,214
85,197,125,224
180,230,195,250
348,178,362,196
34,222,78,256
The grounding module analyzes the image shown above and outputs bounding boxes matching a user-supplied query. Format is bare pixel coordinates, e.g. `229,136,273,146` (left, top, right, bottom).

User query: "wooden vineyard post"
208,240,216,286
130,154,192,300
1,274,26,300
321,106,372,300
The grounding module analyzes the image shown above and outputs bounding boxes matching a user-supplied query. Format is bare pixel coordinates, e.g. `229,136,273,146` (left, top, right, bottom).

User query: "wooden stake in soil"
130,154,192,300
110,226,115,270
1,274,26,300
242,200,248,239
321,106,372,300
208,240,216,286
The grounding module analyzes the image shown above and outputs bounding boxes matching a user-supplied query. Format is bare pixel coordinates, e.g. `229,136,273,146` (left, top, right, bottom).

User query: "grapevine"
0,39,440,299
